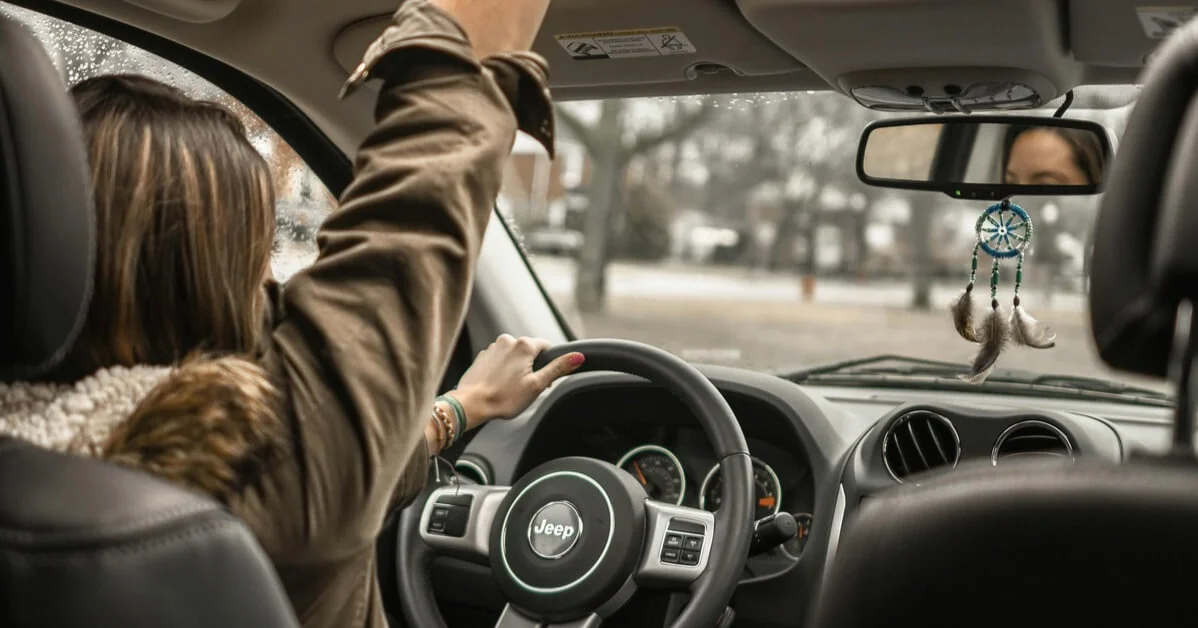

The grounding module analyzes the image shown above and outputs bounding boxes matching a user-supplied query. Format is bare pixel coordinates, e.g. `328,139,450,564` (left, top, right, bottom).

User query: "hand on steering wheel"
451,335,585,430
405,339,754,628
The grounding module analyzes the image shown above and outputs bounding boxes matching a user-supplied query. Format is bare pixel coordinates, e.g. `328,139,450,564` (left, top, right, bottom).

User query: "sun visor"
117,0,239,23
1071,1,1198,67
333,0,805,90
734,0,1083,112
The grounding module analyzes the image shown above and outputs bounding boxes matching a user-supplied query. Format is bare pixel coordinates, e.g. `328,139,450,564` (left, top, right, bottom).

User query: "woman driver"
0,0,573,626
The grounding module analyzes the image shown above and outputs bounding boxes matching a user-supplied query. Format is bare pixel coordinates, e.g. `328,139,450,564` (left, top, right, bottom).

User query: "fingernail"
569,353,586,366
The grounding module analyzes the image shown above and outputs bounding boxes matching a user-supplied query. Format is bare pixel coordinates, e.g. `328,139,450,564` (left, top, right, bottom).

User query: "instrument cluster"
615,444,812,560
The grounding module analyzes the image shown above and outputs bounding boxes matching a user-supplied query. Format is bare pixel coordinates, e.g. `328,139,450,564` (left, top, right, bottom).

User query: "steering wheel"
397,339,754,627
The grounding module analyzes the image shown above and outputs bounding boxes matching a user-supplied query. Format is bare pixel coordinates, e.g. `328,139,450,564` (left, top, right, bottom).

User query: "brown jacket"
194,2,552,626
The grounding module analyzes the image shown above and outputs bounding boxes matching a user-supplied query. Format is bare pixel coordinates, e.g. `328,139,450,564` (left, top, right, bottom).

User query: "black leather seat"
0,15,299,628
809,13,1198,628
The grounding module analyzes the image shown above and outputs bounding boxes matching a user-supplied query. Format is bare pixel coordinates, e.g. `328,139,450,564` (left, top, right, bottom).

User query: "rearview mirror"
856,116,1111,200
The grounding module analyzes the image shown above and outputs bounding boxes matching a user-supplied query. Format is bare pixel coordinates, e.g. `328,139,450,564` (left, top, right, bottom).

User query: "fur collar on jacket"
0,357,283,503
0,365,172,454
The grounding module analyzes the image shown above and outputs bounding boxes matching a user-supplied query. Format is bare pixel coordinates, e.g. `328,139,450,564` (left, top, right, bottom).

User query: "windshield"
504,89,1161,392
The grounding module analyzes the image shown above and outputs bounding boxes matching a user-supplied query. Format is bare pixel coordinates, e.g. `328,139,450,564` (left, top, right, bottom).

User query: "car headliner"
6,0,1172,158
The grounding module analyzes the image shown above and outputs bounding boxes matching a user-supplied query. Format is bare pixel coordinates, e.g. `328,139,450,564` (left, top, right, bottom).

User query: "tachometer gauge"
616,445,686,506
780,513,813,560
699,457,782,520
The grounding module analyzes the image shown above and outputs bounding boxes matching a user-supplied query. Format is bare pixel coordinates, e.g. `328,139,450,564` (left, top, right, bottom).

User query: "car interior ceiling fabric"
811,14,1198,628
0,14,300,628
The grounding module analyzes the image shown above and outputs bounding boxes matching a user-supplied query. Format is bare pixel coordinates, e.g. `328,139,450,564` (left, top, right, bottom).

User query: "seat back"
810,461,1198,627
0,14,299,627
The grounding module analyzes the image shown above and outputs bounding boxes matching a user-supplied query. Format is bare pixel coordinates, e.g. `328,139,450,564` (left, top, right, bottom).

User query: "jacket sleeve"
246,0,554,556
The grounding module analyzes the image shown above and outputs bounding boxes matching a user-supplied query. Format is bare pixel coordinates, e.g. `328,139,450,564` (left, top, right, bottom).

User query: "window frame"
5,0,353,196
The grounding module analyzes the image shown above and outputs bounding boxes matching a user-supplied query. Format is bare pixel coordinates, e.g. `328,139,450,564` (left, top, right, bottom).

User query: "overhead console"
734,0,1083,112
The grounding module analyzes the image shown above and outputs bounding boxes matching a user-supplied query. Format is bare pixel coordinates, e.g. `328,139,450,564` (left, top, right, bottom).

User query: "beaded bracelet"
428,410,446,453
433,405,455,448
431,403,457,452
436,394,468,437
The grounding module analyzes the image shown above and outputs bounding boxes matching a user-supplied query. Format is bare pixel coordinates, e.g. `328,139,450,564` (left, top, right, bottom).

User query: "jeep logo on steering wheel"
527,501,583,559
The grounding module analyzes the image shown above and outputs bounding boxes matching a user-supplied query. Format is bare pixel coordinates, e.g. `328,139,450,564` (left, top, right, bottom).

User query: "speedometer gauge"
699,457,782,520
616,445,686,506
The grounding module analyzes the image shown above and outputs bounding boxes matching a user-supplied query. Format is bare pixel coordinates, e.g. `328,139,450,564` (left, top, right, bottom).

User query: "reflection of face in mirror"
1002,126,1104,187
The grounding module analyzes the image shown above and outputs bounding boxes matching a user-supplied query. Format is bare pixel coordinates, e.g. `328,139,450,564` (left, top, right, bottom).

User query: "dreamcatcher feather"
951,200,1055,383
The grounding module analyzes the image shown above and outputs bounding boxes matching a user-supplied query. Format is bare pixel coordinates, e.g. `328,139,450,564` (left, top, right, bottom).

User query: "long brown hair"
1001,124,1107,186
54,74,276,380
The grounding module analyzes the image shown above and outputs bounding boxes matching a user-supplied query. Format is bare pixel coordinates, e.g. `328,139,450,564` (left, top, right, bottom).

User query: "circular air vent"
454,459,491,485
992,420,1074,464
882,411,961,482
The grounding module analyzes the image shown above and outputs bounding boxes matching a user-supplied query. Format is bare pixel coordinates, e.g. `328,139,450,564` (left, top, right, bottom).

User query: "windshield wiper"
788,354,971,379
785,354,1173,407
1025,373,1171,400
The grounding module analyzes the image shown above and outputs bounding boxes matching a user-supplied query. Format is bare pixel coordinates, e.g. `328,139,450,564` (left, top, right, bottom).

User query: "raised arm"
246,0,553,555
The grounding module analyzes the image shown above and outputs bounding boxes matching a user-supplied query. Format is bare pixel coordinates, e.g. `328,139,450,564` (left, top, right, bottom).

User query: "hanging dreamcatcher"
951,199,1056,383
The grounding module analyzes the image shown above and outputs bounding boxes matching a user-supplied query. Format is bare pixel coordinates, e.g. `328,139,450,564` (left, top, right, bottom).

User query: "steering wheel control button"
527,501,583,560
660,547,681,563
680,550,700,566
682,535,703,551
427,494,474,538
664,533,683,548
437,493,474,507
667,518,706,535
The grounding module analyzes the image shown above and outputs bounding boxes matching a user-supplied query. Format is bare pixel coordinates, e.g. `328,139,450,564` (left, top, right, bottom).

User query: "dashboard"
418,364,1171,628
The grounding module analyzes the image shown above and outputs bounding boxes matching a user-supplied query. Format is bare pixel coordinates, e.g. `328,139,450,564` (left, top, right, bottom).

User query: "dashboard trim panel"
822,485,846,579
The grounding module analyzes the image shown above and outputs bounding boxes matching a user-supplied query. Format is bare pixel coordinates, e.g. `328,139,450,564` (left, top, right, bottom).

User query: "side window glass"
0,3,333,281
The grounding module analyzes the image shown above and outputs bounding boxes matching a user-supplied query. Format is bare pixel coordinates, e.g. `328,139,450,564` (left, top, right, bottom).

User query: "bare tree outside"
558,98,713,313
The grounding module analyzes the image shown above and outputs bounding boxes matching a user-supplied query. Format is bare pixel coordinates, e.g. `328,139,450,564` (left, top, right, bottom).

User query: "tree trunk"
766,203,802,271
801,224,819,274
574,147,623,313
852,208,871,278
573,102,627,313
908,198,935,310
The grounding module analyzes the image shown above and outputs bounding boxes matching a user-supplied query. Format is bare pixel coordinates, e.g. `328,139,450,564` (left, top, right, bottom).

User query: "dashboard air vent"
882,411,960,481
992,420,1073,464
454,459,491,485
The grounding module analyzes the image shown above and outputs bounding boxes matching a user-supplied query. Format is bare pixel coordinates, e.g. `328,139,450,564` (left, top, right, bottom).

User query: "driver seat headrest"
1090,15,1198,377
0,14,93,381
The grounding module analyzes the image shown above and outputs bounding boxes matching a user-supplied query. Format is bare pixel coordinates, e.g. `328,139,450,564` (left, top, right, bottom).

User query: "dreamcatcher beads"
950,199,1055,383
